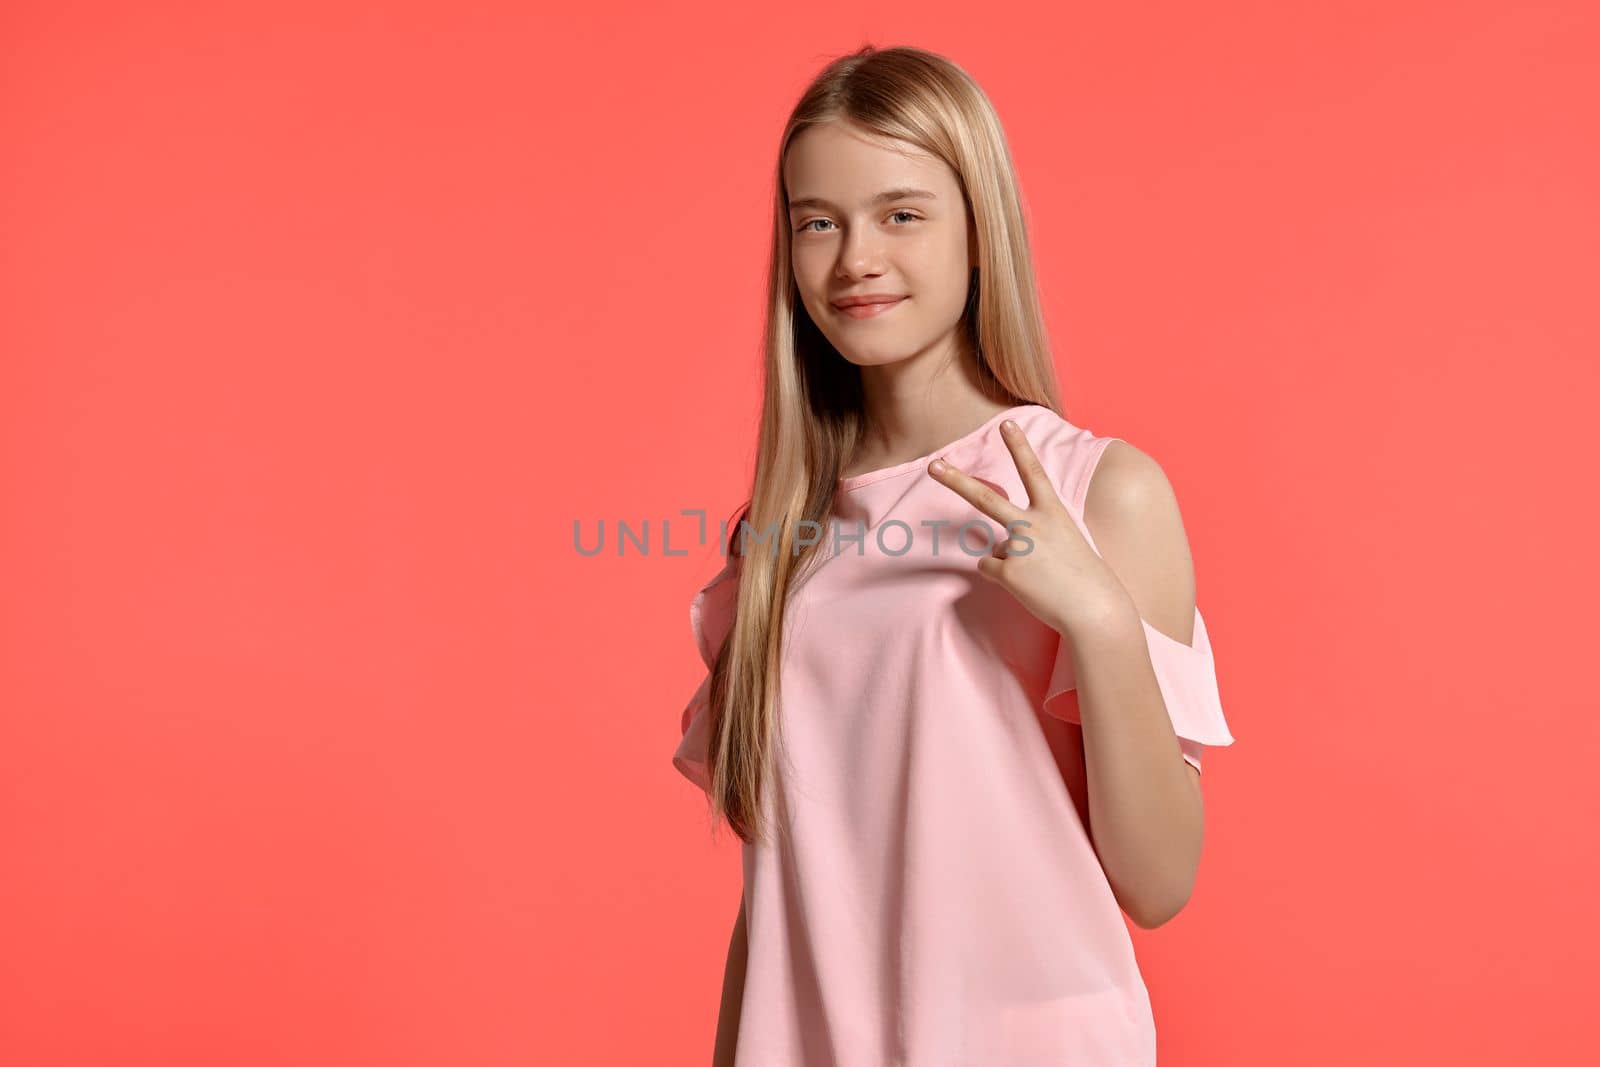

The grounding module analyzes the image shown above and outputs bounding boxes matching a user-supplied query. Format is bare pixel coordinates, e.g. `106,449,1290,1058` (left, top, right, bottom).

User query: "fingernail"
1002,419,1017,431
929,458,947,474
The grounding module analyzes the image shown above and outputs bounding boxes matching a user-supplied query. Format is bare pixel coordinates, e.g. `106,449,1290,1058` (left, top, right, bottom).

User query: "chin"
834,343,918,369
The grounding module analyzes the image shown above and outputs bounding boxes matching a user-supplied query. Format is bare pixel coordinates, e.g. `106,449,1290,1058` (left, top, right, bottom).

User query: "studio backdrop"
2,3,1596,1065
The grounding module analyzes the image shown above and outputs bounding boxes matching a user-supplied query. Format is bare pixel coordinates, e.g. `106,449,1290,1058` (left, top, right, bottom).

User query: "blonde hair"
701,44,1068,843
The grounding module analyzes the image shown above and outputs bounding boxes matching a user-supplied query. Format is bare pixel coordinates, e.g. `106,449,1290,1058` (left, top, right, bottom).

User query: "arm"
1071,440,1206,928
711,896,748,1067
925,428,1209,927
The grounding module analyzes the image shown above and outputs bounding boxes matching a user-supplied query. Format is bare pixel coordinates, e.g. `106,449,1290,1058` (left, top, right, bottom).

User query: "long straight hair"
703,44,1070,843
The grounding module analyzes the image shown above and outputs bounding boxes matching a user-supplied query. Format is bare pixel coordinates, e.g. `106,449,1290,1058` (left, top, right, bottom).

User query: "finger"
928,458,1026,528
991,526,1031,559
1002,520,1038,558
998,419,1063,512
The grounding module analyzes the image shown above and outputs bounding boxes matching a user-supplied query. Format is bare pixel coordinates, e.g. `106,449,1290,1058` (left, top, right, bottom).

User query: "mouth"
833,296,908,320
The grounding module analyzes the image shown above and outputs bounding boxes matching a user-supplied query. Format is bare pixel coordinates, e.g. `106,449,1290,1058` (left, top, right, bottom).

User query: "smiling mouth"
834,296,907,319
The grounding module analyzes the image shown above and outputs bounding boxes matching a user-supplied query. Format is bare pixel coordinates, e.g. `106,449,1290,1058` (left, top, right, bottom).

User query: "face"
784,120,977,371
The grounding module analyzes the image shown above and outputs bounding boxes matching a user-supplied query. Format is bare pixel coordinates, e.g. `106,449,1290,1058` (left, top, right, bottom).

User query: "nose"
835,226,887,279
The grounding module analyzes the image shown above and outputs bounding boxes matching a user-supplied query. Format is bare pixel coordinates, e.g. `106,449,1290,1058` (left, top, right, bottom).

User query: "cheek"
790,249,826,296
903,262,970,316
907,232,966,290
786,262,813,308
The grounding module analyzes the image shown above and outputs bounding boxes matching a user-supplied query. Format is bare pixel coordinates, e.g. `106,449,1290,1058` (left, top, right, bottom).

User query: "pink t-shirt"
673,402,1235,1066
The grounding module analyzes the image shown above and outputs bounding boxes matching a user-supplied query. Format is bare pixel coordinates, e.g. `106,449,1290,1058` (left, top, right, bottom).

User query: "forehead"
783,121,958,202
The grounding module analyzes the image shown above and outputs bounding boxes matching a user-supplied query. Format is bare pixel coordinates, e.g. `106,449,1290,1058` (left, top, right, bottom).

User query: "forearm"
1066,596,1204,927
711,897,748,1067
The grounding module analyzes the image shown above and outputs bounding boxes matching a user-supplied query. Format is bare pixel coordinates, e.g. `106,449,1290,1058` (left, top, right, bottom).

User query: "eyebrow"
786,187,939,213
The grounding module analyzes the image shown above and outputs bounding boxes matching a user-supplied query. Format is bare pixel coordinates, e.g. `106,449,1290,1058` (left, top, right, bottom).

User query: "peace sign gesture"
928,418,1130,640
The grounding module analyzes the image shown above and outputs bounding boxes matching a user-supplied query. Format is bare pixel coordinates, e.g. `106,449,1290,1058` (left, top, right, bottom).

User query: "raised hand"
928,418,1130,639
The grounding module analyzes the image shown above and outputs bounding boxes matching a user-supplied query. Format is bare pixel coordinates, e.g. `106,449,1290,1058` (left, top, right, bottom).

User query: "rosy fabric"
673,403,1235,1066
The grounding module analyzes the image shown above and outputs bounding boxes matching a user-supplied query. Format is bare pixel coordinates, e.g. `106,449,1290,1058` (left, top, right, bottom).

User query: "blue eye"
796,211,921,234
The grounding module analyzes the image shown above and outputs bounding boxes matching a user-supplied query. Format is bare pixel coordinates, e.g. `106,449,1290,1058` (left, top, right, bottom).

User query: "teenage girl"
672,44,1236,1067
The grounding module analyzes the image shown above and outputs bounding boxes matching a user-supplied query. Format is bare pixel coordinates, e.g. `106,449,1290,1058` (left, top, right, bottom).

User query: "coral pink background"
2,2,1595,1064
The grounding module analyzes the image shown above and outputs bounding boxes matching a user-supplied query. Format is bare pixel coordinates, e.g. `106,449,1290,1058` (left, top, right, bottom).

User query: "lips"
832,295,908,319
832,294,906,309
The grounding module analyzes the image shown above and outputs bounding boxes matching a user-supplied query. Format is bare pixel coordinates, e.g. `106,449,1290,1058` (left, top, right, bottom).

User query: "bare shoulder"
1084,439,1179,515
1081,439,1197,646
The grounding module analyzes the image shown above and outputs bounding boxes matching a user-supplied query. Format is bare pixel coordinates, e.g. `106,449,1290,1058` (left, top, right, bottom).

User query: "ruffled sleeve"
1041,607,1235,774
671,554,742,794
